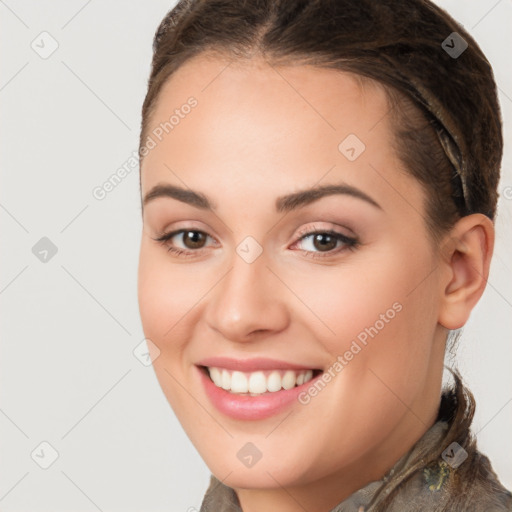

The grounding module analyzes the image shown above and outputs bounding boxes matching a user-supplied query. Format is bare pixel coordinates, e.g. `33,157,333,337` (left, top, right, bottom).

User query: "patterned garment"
199,379,512,511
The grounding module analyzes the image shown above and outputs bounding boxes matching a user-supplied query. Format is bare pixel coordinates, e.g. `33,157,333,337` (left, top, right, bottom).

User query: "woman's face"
138,54,448,493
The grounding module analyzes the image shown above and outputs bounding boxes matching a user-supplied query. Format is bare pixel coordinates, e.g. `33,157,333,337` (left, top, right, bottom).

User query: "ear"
437,214,495,330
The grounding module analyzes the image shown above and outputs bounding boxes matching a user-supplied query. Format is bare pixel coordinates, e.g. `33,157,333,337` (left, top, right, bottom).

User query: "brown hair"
139,0,503,241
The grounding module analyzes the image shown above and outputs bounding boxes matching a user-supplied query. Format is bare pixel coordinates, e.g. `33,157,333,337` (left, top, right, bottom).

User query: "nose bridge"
205,242,288,342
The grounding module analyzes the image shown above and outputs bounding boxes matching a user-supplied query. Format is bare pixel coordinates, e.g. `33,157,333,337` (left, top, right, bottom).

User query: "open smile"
202,366,321,395
196,357,324,420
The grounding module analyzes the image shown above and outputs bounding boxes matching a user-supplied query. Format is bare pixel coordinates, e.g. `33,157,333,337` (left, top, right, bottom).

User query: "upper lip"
196,356,320,372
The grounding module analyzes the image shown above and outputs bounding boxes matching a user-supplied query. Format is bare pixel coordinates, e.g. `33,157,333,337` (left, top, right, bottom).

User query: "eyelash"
152,227,359,260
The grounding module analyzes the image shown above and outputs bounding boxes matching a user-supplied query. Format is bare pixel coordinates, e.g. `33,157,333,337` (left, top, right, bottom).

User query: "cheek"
138,240,201,346
137,242,201,413
263,248,441,473
286,243,439,390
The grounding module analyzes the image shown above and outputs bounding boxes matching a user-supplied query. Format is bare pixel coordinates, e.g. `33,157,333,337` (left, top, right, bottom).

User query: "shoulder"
451,450,512,511
387,449,512,511
199,475,242,512
374,375,512,512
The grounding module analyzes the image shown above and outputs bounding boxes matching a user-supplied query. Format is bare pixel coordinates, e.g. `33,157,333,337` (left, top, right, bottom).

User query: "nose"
204,247,290,343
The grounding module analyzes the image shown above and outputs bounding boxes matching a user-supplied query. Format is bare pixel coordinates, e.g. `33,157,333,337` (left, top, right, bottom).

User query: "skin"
137,53,494,512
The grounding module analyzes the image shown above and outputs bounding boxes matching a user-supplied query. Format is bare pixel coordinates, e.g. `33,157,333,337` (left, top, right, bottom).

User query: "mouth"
196,356,325,420
200,366,323,396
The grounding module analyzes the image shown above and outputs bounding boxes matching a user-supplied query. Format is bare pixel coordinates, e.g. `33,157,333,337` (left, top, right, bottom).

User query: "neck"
235,383,441,512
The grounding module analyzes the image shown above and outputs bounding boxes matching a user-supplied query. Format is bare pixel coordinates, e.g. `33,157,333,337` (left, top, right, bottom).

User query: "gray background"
1,1,511,510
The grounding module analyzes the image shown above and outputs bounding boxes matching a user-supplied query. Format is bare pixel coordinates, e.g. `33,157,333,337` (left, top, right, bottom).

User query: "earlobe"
438,214,495,330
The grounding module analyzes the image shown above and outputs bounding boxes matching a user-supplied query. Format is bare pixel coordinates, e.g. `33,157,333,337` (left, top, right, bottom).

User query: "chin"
196,439,317,489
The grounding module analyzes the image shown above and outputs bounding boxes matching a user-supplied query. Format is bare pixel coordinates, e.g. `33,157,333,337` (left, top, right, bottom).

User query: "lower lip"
198,367,321,421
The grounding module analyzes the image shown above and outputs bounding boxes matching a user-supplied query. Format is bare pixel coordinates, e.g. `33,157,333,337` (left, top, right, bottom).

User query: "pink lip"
196,364,323,421
197,356,318,372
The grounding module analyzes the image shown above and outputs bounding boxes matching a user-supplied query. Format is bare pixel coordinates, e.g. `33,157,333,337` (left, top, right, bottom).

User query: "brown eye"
293,229,359,258
153,229,213,255
181,230,208,249
311,233,338,252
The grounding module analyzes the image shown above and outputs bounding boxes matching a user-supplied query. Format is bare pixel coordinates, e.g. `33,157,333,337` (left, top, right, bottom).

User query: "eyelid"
155,219,218,241
294,222,355,240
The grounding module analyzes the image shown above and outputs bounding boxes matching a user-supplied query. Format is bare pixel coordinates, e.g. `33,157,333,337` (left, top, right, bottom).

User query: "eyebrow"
143,182,382,212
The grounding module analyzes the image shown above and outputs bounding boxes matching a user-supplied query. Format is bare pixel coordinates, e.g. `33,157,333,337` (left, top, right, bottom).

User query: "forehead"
140,53,422,217
145,52,389,140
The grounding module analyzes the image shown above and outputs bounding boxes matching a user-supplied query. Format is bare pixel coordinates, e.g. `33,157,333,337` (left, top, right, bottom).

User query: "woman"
137,0,512,510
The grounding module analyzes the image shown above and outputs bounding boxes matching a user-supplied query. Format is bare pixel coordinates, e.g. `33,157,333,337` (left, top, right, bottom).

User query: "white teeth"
267,371,282,392
209,367,222,387
221,369,231,390
231,371,248,393
207,367,317,395
248,371,267,394
282,370,296,390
